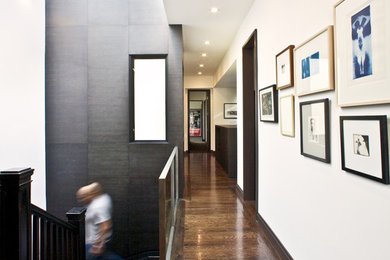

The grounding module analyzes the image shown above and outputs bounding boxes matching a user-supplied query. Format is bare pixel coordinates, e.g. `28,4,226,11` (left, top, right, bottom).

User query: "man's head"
77,182,103,204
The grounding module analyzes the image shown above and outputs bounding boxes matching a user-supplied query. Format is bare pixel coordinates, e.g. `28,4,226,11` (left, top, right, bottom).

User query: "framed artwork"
189,100,203,137
280,95,295,137
224,103,237,119
189,109,202,136
276,45,295,90
335,0,390,106
259,85,278,122
294,26,335,96
340,115,389,184
300,98,330,163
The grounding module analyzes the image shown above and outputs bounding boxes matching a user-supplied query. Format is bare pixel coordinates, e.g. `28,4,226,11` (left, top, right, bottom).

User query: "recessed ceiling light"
198,72,202,75
210,7,219,13
199,64,204,67
201,53,207,57
204,40,210,45
20,0,32,6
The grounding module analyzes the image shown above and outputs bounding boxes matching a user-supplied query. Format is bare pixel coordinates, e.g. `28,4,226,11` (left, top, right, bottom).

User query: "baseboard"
256,213,293,260
235,184,244,200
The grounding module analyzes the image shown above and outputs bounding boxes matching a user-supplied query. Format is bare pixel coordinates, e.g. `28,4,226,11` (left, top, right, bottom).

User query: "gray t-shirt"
85,193,113,245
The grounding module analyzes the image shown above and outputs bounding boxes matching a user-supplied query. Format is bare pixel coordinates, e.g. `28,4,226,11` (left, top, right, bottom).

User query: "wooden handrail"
31,204,77,231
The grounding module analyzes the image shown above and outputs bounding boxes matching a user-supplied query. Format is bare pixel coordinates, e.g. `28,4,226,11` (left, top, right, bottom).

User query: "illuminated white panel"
134,58,166,141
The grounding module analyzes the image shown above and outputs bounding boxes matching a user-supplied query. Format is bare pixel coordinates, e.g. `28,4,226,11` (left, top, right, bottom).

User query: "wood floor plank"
172,152,282,260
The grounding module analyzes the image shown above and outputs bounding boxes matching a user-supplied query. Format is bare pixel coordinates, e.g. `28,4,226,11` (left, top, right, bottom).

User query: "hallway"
172,152,281,259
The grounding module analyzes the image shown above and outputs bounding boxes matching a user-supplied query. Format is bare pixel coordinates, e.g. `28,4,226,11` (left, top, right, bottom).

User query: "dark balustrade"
0,168,86,260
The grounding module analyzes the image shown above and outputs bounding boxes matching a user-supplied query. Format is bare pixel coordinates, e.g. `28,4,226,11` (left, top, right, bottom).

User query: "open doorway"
242,30,258,207
188,90,210,152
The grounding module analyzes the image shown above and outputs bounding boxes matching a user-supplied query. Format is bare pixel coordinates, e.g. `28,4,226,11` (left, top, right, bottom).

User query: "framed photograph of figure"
300,98,330,163
259,85,278,122
294,26,335,96
276,45,295,90
335,0,390,106
280,95,295,137
340,115,389,184
189,100,203,137
224,103,237,119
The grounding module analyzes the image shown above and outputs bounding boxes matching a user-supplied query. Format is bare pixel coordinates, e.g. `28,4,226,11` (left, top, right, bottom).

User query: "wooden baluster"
53,224,58,259
64,229,70,260
41,219,47,260
47,221,52,260
59,227,64,260
32,214,40,260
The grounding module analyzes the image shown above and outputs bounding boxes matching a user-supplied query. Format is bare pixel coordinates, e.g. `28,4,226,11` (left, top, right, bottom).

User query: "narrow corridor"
172,152,281,259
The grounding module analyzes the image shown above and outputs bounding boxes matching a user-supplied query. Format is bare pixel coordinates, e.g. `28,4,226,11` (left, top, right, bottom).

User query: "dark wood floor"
188,142,209,152
172,152,282,259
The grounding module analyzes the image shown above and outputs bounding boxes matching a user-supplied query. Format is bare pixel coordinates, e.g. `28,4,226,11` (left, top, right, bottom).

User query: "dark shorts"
86,243,123,260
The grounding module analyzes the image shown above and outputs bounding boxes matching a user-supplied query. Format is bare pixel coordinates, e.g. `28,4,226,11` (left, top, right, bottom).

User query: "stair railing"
0,168,86,260
159,146,179,260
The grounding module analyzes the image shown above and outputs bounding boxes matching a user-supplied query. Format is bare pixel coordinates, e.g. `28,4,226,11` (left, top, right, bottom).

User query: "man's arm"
89,220,112,256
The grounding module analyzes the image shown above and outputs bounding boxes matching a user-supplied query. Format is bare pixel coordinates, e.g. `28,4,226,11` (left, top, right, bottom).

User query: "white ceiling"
163,0,254,78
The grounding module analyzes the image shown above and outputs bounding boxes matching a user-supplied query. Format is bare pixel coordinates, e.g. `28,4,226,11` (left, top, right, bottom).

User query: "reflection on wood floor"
171,152,281,259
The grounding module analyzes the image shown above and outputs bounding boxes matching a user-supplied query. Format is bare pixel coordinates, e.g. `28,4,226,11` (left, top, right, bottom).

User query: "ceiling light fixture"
210,7,219,13
204,40,210,45
20,0,32,6
199,64,204,67
198,72,202,75
201,53,207,57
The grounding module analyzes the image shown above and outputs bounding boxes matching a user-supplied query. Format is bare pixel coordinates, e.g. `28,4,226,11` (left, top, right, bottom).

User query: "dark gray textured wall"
45,0,183,257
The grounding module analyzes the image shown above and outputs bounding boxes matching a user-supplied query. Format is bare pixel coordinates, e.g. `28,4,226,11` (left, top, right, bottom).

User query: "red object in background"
190,128,201,136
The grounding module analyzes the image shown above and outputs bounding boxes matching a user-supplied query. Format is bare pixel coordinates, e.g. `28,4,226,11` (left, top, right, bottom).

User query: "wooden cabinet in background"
215,125,237,178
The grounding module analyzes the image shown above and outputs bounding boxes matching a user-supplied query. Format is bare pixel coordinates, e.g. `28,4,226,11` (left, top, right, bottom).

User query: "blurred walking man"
77,182,123,260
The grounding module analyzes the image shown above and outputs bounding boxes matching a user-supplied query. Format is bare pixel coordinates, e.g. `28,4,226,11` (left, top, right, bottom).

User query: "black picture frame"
259,84,278,122
340,115,389,184
299,98,330,163
224,103,237,119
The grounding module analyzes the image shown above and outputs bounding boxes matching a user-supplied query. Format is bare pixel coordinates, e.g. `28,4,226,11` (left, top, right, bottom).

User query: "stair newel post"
0,167,34,260
66,207,87,260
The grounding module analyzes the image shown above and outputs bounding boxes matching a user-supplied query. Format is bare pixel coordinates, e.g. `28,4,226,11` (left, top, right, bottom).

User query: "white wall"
216,0,390,259
189,91,207,101
211,88,237,150
184,75,214,89
0,0,46,208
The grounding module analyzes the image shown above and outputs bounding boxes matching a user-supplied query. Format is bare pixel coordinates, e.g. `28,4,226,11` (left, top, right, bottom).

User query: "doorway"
188,90,211,152
242,30,258,206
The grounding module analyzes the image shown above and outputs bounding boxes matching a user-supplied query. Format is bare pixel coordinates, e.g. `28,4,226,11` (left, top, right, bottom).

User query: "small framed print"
276,45,295,90
259,85,278,122
300,98,330,163
280,95,295,137
340,115,389,184
294,26,335,96
224,103,237,119
335,0,390,106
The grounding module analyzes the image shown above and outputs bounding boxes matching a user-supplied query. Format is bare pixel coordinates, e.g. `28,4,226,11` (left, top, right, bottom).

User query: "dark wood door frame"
188,89,211,151
242,30,258,208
